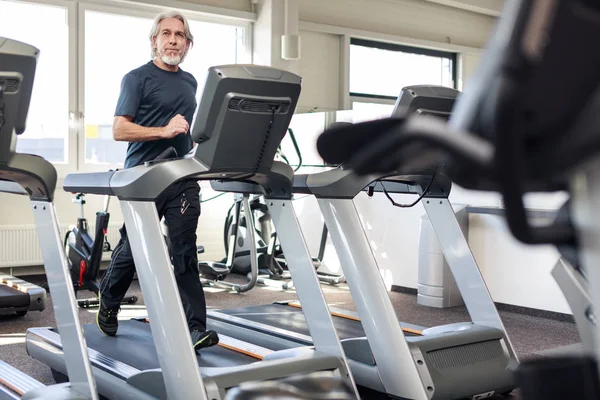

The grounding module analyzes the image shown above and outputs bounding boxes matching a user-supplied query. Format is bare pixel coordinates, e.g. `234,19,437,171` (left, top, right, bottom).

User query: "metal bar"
235,194,258,292
32,201,98,400
317,224,328,261
267,199,360,398
208,310,314,344
225,196,242,268
551,258,595,355
571,159,600,378
318,198,428,400
0,360,44,398
120,201,206,400
422,198,518,362
26,328,141,379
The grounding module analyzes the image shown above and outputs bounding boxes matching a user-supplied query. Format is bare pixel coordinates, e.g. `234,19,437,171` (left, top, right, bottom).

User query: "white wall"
469,214,568,313
296,30,341,112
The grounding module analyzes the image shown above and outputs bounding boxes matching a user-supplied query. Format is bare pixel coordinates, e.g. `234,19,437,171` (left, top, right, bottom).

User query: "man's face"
152,17,190,66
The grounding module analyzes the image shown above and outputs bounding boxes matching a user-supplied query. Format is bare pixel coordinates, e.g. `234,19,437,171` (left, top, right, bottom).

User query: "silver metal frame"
422,199,518,361
32,200,98,400
551,258,595,355
120,200,206,400
571,158,600,375
267,199,360,397
0,361,44,400
317,198,429,400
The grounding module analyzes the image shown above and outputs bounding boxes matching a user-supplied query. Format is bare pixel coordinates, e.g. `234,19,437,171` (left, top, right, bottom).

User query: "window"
285,112,328,167
83,9,245,165
0,0,69,163
349,38,456,117
351,102,396,123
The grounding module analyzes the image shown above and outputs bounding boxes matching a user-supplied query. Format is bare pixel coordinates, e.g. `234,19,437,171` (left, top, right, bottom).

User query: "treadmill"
0,37,98,400
0,273,46,317
205,86,517,400
25,64,361,400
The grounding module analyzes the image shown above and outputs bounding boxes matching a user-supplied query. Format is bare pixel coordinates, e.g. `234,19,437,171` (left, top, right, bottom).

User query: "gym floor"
0,274,580,399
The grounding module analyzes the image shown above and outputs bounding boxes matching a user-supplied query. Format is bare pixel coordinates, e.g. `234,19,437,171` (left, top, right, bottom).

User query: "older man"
97,10,218,352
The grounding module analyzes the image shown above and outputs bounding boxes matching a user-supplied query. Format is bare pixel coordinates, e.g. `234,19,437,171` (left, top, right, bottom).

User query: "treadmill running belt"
0,284,29,308
81,320,257,372
218,304,371,340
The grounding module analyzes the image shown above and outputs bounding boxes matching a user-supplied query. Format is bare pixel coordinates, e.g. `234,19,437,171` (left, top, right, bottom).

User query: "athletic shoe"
191,330,219,351
96,294,119,336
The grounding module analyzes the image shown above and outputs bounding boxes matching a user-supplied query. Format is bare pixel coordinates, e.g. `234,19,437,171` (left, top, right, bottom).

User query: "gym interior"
0,0,596,399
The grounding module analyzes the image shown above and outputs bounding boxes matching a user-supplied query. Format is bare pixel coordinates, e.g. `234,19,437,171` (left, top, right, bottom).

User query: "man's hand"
163,114,189,138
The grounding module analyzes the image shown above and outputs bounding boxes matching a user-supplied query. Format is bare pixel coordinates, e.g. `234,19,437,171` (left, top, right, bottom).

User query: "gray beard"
161,54,181,66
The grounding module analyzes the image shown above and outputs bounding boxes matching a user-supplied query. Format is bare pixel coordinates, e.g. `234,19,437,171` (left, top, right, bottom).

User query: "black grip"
155,146,178,161
143,146,179,167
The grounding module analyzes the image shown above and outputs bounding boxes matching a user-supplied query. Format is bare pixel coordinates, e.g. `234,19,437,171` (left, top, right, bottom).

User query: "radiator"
0,223,124,269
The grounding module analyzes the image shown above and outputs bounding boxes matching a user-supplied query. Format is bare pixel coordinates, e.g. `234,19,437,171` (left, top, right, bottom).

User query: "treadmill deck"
213,303,420,344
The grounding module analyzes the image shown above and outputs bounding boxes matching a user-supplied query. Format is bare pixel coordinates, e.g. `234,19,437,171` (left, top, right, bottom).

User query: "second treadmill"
205,86,518,400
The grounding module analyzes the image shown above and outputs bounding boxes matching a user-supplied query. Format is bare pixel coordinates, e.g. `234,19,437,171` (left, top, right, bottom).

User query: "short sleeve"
114,73,143,118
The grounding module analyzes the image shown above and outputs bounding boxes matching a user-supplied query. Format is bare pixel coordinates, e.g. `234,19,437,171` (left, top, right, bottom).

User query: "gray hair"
149,11,194,59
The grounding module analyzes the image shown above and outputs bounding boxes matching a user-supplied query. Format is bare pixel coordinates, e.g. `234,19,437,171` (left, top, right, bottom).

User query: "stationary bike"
64,193,138,308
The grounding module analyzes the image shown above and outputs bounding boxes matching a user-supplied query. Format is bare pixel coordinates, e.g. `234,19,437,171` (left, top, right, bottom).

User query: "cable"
377,166,440,208
201,192,226,203
286,128,303,171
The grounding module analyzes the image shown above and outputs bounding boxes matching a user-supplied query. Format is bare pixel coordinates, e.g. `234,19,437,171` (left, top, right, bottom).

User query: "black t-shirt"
114,61,197,169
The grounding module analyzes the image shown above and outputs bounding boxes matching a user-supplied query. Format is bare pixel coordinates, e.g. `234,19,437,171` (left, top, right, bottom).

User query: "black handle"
144,147,179,167
155,146,178,161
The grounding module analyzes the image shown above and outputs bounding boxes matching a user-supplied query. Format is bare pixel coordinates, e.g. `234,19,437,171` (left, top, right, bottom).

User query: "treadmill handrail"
0,153,58,202
293,167,451,199
63,158,296,201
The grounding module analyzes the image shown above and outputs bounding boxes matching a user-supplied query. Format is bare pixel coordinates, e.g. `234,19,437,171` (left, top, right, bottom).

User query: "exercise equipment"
26,64,360,400
0,36,98,400
198,127,343,291
205,85,516,400
64,192,138,308
0,273,45,317
196,192,262,293
316,1,600,398
221,195,343,288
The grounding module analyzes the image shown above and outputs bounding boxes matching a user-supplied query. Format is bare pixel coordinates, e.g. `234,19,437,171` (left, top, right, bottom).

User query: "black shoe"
97,295,119,336
191,330,219,351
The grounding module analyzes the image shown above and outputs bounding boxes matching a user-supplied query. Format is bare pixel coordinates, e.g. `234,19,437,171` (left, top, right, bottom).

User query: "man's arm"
113,116,165,141
113,114,189,142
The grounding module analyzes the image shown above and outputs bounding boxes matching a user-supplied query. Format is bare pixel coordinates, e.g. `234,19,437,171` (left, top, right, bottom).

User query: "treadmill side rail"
120,201,206,400
0,360,44,400
127,351,345,400
422,199,518,362
318,198,429,400
551,257,595,355
31,201,98,400
267,199,360,398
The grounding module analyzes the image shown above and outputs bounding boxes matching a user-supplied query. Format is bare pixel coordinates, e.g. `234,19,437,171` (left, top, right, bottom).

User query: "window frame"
348,37,458,109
